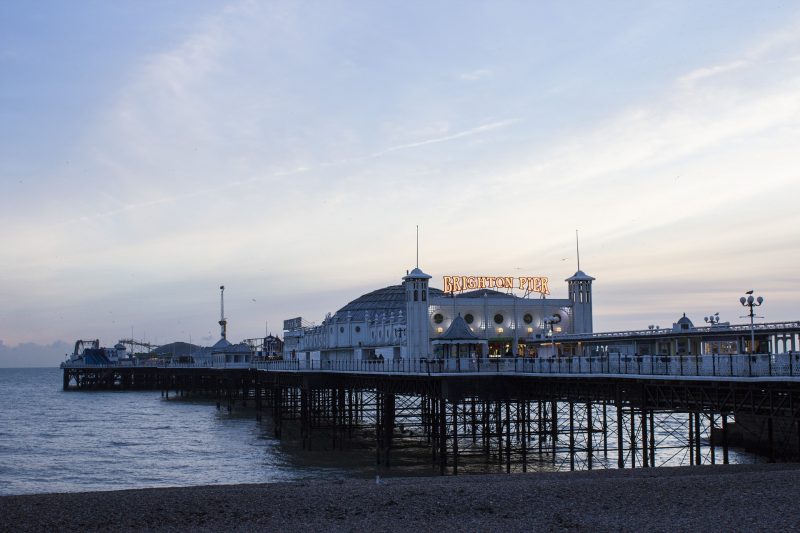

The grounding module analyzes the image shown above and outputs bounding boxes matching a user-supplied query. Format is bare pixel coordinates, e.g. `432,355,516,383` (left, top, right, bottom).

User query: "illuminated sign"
442,276,550,295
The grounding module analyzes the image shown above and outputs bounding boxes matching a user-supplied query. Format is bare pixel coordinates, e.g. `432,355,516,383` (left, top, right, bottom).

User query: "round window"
464,313,474,324
433,313,444,324
494,313,504,325
339,326,344,333
523,313,533,324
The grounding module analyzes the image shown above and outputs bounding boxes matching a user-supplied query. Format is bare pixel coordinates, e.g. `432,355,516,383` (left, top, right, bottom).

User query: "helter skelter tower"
219,285,227,340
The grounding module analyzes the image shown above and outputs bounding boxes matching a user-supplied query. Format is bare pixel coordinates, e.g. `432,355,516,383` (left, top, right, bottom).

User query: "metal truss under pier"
62,366,800,472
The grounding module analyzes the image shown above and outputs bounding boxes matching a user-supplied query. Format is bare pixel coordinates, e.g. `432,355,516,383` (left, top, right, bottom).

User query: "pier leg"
689,412,694,466
709,413,715,465
551,400,558,465
301,388,309,450
694,412,702,465
616,399,624,469
586,401,593,470
569,401,575,471
603,401,608,457
453,401,458,475
506,399,511,474
439,397,447,475
630,407,636,469
384,393,395,468
649,410,655,467
722,414,729,464
538,400,543,458
641,408,649,468
521,400,528,473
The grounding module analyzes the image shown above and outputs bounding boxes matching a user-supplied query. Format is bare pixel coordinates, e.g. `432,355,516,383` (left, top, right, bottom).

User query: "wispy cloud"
459,68,493,81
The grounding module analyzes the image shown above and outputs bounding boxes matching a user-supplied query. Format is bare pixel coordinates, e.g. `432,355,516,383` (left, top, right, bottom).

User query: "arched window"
422,290,426,301
414,289,418,301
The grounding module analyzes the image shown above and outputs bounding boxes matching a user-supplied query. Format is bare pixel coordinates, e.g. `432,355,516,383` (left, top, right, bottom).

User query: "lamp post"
544,314,562,358
739,293,764,354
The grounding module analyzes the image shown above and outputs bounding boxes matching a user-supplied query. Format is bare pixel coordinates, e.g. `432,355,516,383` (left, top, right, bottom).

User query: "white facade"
283,266,594,361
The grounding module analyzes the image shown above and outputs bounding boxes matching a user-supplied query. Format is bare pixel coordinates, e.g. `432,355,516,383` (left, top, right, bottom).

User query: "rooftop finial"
576,229,581,272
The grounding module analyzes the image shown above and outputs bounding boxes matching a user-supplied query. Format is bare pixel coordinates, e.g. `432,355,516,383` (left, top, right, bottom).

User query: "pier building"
283,266,594,362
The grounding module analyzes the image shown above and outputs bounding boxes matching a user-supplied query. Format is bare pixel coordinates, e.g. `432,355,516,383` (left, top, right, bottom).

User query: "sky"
1,1,799,366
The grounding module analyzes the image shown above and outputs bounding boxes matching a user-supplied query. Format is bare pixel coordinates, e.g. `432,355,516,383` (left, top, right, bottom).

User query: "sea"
0,368,371,496
0,367,762,496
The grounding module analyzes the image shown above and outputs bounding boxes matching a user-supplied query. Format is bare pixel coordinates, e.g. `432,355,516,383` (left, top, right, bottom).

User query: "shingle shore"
2,464,798,532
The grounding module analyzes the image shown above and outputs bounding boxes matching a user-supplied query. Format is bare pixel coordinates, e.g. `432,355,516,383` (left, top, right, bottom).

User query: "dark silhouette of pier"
62,355,800,472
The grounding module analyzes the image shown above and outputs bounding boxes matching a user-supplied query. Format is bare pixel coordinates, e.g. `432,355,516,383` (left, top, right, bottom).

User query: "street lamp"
739,292,764,354
544,314,562,357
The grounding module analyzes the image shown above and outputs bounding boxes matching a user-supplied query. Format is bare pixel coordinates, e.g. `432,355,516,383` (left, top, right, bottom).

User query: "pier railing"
252,352,800,379
62,353,800,379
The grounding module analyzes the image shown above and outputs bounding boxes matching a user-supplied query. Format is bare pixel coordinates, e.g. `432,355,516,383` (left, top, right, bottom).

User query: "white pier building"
283,266,594,362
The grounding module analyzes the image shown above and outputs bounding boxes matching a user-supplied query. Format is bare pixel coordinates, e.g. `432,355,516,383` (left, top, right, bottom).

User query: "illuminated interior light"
436,327,443,333
497,327,504,333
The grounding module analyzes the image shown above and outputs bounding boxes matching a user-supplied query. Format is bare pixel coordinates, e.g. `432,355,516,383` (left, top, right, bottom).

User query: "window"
422,290,426,301
523,313,533,324
494,313,504,325
414,289,418,301
433,313,444,324
339,326,344,333
464,313,474,324
355,326,361,333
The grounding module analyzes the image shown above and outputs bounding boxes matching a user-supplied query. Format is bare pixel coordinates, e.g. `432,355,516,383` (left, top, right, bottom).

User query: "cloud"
459,68,493,81
677,60,748,87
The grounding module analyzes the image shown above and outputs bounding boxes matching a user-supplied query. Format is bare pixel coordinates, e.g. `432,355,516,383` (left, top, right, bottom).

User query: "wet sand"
2,464,798,532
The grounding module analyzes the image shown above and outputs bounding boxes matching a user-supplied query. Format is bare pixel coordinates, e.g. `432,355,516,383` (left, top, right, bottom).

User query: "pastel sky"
2,1,799,366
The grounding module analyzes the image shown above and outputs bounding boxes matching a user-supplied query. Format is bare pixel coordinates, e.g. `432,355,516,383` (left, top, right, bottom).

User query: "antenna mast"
416,225,419,268
576,229,581,271
219,285,227,340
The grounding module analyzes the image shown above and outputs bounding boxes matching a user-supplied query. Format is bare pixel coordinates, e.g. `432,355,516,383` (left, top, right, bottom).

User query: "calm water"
0,368,363,496
0,368,761,496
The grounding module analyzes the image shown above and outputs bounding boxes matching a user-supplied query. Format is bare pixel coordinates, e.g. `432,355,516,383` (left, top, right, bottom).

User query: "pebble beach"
2,464,798,532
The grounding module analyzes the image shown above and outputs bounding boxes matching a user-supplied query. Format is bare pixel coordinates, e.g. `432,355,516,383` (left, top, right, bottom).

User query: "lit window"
497,327,504,333
527,327,533,333
436,327,443,333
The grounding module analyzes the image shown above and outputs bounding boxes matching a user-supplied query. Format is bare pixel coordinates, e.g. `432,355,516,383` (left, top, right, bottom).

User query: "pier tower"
566,270,594,333
404,267,432,358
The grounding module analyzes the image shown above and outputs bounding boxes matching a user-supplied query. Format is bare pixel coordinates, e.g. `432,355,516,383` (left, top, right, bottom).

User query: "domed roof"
566,270,595,281
672,313,694,332
336,285,444,321
404,267,432,280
